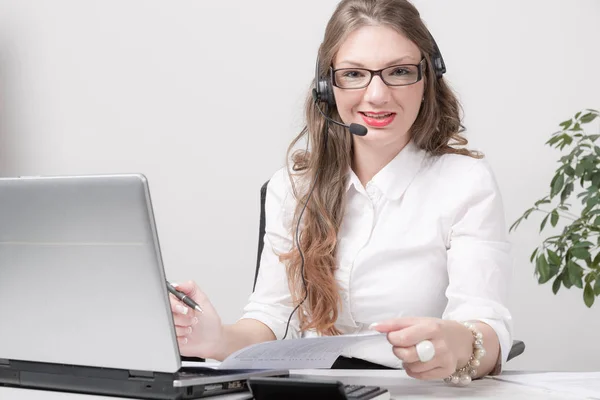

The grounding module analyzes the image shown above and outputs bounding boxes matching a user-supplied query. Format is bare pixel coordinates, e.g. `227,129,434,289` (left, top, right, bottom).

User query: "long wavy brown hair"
279,0,482,336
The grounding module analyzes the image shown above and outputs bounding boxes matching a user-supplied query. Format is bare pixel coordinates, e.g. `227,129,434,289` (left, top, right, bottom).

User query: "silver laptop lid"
0,174,181,373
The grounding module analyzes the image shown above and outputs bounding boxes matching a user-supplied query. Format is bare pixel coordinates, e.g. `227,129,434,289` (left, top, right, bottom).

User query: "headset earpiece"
428,31,446,79
314,57,336,107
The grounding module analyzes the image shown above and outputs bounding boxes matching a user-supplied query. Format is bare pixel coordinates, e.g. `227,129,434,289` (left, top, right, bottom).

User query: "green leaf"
535,198,551,206
509,217,522,232
575,111,582,119
550,210,559,227
547,249,561,266
571,247,590,260
559,119,573,129
587,195,600,209
568,260,584,288
575,163,585,177
587,134,600,142
583,156,596,172
560,181,574,204
595,276,600,296
593,173,600,189
530,248,539,263
584,283,595,307
523,207,535,218
561,154,573,164
564,166,576,177
571,122,582,131
581,113,599,124
573,241,594,248
562,135,574,147
579,142,592,149
551,174,565,198
546,134,564,147
552,275,562,294
563,269,573,288
537,254,551,284
585,273,594,284
592,252,600,268
540,214,550,232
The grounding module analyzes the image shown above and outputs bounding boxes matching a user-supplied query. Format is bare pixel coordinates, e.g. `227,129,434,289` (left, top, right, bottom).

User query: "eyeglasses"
331,58,425,89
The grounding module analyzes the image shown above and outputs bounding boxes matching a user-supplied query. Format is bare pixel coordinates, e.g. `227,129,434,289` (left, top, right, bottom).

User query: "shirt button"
365,183,379,201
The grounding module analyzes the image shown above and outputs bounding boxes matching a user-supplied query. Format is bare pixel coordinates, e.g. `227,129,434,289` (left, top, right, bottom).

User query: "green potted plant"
510,108,600,307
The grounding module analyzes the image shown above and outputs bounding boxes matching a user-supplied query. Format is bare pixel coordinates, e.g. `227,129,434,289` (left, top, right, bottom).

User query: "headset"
280,27,446,341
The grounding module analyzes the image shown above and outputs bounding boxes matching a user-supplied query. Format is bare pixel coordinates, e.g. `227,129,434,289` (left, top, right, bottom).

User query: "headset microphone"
311,89,368,136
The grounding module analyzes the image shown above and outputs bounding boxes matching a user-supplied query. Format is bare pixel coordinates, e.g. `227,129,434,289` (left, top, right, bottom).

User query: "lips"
359,111,396,128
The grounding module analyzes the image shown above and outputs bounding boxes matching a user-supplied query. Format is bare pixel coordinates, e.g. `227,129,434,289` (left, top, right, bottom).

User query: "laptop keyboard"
343,384,387,399
177,370,388,399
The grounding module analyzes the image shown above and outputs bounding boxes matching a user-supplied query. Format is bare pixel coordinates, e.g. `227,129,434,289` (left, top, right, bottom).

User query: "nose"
363,75,390,106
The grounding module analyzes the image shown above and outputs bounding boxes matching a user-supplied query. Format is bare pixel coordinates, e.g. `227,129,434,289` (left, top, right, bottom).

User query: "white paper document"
493,372,600,399
212,332,388,370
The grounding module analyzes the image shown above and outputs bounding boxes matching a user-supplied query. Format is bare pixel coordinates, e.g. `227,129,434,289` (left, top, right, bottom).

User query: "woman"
171,0,512,385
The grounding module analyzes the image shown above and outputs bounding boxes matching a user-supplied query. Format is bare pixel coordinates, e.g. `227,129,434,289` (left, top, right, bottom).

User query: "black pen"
166,281,203,313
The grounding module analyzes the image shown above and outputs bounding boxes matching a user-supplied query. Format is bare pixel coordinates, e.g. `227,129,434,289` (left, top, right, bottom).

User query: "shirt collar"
346,140,427,200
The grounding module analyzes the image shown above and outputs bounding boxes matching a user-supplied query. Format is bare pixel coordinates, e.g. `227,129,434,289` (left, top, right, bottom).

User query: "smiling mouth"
359,111,395,120
359,111,397,128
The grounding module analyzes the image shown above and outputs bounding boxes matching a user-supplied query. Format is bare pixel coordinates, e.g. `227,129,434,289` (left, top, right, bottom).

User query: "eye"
341,70,367,79
389,67,411,76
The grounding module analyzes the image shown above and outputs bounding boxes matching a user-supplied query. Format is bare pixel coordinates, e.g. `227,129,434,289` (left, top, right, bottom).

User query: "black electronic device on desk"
248,377,390,400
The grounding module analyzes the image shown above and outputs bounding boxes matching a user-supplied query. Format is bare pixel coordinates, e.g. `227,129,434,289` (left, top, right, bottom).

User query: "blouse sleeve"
442,158,513,374
239,167,301,339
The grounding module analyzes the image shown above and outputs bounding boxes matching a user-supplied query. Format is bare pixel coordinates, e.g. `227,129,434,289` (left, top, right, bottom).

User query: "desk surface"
1,370,597,400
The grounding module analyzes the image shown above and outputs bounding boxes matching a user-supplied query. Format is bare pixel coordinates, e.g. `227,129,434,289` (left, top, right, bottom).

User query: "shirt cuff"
475,317,511,375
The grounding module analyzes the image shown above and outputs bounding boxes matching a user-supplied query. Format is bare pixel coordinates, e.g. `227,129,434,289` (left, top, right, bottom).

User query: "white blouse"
241,140,513,370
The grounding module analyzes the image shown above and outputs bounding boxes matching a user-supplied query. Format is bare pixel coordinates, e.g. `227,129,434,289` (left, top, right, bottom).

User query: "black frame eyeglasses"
331,58,425,89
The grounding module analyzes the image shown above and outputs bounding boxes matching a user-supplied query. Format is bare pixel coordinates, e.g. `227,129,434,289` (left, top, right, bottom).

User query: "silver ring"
415,340,435,362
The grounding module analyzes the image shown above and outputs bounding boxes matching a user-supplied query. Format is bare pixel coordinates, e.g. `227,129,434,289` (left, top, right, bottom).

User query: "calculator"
247,377,390,400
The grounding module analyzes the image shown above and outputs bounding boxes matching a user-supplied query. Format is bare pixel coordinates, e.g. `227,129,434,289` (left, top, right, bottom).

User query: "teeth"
363,112,392,118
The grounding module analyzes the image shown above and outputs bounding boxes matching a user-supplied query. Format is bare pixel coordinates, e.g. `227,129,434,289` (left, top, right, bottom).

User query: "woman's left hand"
370,317,474,380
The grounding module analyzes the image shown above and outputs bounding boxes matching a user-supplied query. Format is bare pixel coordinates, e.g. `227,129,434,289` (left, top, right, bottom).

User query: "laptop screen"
0,174,181,373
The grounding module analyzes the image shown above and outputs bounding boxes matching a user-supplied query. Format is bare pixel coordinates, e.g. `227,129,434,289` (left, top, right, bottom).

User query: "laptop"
0,174,288,399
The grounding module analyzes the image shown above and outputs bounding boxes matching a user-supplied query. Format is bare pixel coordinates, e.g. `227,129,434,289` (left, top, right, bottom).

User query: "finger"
387,322,441,347
177,337,189,346
392,345,421,364
175,325,193,337
172,281,203,301
404,365,453,381
172,314,197,327
369,317,423,333
173,281,211,313
402,359,441,374
170,298,191,316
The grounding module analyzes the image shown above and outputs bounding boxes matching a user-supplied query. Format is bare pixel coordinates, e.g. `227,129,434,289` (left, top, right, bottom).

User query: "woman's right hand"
169,281,224,359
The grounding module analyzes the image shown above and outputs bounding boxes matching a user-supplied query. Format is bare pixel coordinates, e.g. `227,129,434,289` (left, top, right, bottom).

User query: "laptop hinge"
128,369,154,380
0,359,9,367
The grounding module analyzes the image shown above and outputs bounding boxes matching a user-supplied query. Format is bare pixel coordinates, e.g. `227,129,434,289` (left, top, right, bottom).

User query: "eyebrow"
336,56,419,68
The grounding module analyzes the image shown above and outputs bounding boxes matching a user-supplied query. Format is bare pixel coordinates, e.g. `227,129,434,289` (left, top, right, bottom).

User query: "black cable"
281,120,328,340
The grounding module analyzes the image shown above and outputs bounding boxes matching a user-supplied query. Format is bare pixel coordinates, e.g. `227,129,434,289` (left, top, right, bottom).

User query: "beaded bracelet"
444,321,486,386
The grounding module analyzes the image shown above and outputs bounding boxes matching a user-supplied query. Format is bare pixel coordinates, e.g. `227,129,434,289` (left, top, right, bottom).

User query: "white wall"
1,0,599,371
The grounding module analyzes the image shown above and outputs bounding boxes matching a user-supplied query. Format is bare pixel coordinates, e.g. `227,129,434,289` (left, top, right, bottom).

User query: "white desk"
1,370,598,400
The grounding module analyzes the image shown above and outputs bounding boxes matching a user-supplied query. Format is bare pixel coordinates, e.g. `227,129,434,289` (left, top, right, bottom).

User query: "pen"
166,281,203,313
